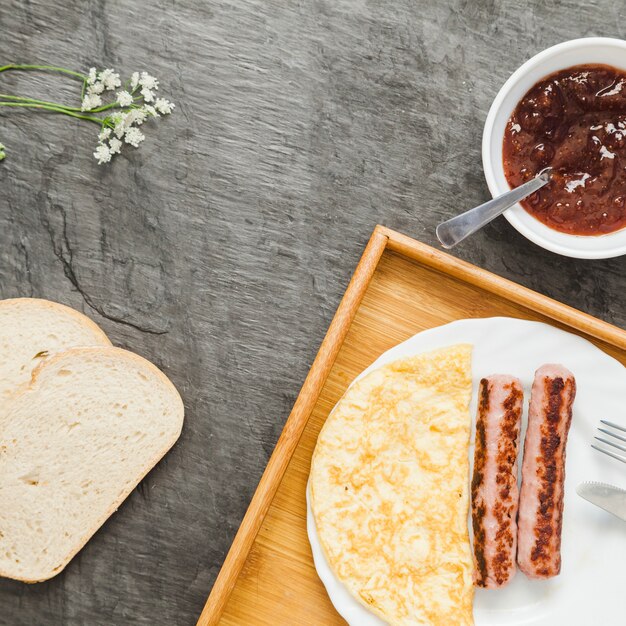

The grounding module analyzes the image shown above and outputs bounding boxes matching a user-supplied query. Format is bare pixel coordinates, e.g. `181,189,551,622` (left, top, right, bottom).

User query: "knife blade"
576,482,626,522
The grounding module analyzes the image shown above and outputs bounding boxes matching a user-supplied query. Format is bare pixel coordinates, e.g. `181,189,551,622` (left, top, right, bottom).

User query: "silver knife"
577,482,626,522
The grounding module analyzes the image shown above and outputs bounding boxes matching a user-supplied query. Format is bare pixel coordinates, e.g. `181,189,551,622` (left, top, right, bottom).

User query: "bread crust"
0,298,111,346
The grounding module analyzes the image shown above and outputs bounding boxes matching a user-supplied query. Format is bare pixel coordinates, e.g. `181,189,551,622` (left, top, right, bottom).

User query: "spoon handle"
436,170,551,249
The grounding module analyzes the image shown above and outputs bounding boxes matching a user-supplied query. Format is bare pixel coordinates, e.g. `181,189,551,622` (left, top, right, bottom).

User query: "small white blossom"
124,127,145,147
141,87,155,102
127,108,148,125
87,81,104,95
98,68,121,90
81,93,103,111
143,104,158,118
86,66,174,163
0,142,5,161
109,137,122,154
139,71,159,90
112,112,129,138
116,90,134,107
94,143,112,164
154,98,174,115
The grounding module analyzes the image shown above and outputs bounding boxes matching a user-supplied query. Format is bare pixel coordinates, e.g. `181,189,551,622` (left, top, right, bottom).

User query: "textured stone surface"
1,1,624,624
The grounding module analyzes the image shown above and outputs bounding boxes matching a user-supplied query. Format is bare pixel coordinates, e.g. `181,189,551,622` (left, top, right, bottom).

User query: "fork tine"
598,427,626,443
600,419,626,433
592,444,626,464
595,436,626,454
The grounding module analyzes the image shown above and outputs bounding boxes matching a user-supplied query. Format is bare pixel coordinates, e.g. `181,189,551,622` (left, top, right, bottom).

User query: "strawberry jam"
503,64,626,235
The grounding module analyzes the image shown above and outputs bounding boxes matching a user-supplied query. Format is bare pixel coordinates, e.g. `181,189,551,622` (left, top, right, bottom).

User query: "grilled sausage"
471,375,523,588
517,364,576,579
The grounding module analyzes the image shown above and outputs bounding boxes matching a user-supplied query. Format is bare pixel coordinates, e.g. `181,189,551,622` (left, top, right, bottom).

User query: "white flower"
87,81,104,95
81,93,103,111
139,71,159,90
127,108,148,125
124,127,145,147
141,87,155,102
112,112,129,138
98,68,121,90
94,143,112,164
154,98,174,115
0,142,5,161
116,90,134,107
83,67,172,163
109,137,122,154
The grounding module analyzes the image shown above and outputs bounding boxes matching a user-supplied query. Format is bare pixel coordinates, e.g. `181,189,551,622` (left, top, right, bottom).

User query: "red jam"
503,64,626,235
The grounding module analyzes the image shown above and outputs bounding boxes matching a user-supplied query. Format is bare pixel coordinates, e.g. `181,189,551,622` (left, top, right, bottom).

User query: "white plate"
307,317,626,626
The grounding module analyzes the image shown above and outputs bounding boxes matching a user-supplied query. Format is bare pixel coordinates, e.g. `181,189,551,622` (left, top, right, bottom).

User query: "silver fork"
592,420,626,464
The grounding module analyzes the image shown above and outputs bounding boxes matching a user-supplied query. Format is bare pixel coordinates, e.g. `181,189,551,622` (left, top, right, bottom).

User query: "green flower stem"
0,93,81,111
0,64,87,81
0,94,144,117
77,97,143,115
88,102,121,113
0,102,101,124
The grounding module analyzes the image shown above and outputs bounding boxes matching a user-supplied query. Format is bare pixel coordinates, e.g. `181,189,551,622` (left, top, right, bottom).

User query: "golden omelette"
309,344,474,626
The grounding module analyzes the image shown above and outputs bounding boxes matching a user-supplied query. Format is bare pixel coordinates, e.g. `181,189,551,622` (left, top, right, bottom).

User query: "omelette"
309,344,474,626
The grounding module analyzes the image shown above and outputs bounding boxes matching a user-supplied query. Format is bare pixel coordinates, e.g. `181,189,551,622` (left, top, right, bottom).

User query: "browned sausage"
472,375,523,588
517,364,576,579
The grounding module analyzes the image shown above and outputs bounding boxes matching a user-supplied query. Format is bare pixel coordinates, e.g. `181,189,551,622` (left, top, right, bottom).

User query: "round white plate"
307,317,626,626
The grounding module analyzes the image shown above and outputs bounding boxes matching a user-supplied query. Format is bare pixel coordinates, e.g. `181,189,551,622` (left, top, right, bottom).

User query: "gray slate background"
1,1,624,624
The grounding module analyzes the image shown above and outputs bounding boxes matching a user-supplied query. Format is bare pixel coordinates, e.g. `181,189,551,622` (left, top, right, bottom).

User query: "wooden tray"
197,226,626,626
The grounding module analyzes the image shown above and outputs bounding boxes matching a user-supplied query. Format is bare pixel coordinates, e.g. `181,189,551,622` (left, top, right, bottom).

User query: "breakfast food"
503,64,626,235
310,345,474,626
0,297,111,400
517,364,576,579
471,375,523,589
0,347,184,582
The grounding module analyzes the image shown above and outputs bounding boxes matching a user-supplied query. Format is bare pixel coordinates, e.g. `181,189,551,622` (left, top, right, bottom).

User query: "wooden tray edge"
380,226,626,350
197,227,389,626
198,225,626,625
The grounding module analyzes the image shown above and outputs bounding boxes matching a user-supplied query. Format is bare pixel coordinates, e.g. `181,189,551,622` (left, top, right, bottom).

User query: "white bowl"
482,37,626,259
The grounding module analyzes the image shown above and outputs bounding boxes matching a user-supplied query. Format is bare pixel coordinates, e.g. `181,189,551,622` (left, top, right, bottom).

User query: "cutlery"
576,481,626,522
592,419,626,464
436,168,552,249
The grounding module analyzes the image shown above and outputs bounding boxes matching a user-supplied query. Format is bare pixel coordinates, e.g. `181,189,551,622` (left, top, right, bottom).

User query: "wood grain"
199,227,626,625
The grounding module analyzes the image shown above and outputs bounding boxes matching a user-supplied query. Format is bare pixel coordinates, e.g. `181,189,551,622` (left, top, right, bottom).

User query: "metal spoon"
436,168,552,249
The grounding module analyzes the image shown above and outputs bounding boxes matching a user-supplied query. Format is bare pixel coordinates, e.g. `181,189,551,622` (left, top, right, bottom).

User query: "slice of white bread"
0,347,184,582
0,298,111,400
